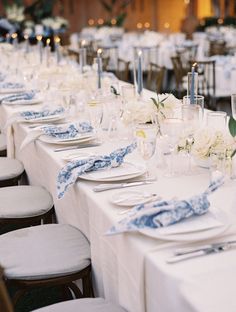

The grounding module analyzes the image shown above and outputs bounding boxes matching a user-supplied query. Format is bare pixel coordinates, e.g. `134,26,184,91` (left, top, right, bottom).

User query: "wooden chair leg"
12,288,28,306
82,273,93,298
67,282,83,298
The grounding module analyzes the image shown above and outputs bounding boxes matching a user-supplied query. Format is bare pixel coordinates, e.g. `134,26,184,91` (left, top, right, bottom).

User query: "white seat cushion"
0,224,90,280
0,133,6,151
0,185,53,218
0,158,24,180
33,298,126,312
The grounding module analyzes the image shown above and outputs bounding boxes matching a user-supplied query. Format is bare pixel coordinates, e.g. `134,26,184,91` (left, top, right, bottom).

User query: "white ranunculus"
192,128,235,160
153,93,181,120
122,99,156,125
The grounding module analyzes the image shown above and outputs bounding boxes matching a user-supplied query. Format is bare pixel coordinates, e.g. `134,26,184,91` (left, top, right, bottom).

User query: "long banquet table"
0,42,236,312
1,60,236,312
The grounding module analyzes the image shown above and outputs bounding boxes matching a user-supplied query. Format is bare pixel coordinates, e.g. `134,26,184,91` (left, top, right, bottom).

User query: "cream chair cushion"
0,185,53,218
0,157,24,180
0,224,90,280
33,298,126,312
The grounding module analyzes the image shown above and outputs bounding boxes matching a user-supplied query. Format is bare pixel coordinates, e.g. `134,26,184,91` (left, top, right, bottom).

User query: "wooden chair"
116,58,130,82
0,224,93,308
0,266,126,312
190,60,216,109
171,55,188,96
0,186,55,233
209,40,226,56
0,158,24,187
146,63,165,93
0,266,13,312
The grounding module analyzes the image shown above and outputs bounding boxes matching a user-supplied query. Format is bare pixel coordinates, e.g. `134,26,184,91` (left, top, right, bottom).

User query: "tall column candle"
97,48,102,89
24,34,29,54
54,36,61,65
46,38,51,67
190,62,197,104
11,33,18,50
81,40,87,66
36,35,43,64
137,50,143,95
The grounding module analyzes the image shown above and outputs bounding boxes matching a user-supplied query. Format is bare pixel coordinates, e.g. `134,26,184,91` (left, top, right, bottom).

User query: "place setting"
0,89,43,105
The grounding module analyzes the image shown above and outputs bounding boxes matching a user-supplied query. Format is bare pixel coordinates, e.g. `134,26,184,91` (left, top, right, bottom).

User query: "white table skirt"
1,102,236,312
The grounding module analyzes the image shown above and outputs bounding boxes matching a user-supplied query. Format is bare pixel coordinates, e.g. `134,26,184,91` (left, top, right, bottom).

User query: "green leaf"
229,116,236,137
231,149,236,158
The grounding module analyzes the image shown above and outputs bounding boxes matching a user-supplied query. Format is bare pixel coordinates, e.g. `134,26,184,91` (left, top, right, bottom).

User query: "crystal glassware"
161,118,184,177
135,123,158,180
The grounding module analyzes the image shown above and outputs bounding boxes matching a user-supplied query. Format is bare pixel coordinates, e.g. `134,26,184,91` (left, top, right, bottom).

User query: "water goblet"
87,99,103,139
161,118,184,177
135,123,158,180
231,94,236,119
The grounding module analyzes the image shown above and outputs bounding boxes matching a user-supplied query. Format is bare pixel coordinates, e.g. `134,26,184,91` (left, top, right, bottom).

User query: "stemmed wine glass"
161,118,184,177
135,123,158,180
87,99,103,139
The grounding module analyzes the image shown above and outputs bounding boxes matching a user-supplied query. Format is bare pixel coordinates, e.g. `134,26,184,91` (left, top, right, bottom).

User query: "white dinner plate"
139,207,230,242
22,114,65,123
111,190,159,207
2,97,43,105
40,133,95,145
79,162,146,182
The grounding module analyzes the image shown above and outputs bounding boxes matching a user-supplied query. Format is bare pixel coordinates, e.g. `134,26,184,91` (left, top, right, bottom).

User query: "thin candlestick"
37,35,43,64
190,62,197,105
97,49,102,89
137,50,143,95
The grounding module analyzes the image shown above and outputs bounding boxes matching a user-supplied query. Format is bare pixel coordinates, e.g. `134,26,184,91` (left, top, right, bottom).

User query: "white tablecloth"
1,99,236,312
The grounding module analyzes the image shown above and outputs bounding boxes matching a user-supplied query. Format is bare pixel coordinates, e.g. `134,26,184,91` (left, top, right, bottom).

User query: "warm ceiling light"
11,33,17,39
144,22,150,29
137,22,143,29
98,18,104,25
111,18,117,25
217,18,224,24
54,36,60,44
88,19,95,26
184,0,190,4
164,22,170,29
36,35,42,41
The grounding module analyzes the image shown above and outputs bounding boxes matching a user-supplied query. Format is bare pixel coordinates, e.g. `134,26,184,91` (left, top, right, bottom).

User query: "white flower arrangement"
177,127,235,160
122,93,181,126
41,16,68,31
5,4,25,23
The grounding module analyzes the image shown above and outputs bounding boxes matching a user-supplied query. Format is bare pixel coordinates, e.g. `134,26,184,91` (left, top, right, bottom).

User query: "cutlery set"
93,180,154,192
167,240,236,263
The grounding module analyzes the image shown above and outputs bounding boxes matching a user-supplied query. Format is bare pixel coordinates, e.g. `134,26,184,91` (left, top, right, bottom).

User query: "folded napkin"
0,82,24,89
57,143,137,199
43,122,93,139
107,178,224,235
20,122,93,151
0,90,35,104
20,107,64,120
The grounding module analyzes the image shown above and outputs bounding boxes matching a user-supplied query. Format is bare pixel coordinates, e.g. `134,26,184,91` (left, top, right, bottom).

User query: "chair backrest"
116,58,130,82
146,63,165,93
209,40,226,56
190,60,216,108
0,266,13,312
171,55,186,95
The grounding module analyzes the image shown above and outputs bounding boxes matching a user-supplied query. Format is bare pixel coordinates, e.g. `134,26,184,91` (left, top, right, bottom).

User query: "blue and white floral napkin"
20,107,65,120
0,90,35,104
57,143,137,199
107,178,224,235
0,82,25,94
20,122,94,152
42,122,93,139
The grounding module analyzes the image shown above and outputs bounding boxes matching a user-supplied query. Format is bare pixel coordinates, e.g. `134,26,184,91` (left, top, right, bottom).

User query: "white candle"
46,38,51,67
54,36,61,65
36,35,43,64
11,33,18,50
24,34,29,54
